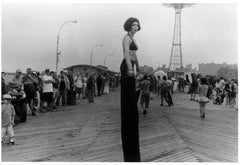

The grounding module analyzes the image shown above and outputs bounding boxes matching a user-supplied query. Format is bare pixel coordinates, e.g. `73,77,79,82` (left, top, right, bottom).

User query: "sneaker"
9,139,15,145
202,113,205,118
160,104,163,106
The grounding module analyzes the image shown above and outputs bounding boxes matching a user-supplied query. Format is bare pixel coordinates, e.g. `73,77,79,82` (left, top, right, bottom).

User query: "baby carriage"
7,82,27,125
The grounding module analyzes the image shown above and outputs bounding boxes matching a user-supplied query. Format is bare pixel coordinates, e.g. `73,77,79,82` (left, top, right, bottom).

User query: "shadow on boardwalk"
2,88,238,162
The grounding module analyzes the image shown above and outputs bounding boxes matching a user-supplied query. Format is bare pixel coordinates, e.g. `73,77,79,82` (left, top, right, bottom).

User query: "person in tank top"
120,17,141,162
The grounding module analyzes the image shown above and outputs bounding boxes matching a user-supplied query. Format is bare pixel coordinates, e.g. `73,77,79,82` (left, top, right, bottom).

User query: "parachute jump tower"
164,3,194,79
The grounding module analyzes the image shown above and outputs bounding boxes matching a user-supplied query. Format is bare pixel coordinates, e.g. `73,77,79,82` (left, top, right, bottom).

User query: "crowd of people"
1,68,238,146
187,74,238,109
134,74,175,116
135,72,238,117
2,69,120,109
1,68,120,144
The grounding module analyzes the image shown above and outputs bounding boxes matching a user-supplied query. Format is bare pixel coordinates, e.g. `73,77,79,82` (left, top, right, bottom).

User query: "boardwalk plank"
2,90,237,162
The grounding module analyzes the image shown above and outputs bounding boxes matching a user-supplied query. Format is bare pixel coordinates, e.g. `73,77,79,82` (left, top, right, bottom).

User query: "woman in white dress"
103,78,109,94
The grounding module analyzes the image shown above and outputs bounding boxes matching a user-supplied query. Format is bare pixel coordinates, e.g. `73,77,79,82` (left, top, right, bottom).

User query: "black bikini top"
128,34,138,51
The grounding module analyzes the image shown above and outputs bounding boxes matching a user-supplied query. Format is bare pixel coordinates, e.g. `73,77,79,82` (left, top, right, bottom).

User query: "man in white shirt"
218,77,225,91
82,76,88,99
42,69,55,111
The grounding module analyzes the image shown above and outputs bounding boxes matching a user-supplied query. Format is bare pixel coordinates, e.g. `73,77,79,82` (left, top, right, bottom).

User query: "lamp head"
72,20,78,23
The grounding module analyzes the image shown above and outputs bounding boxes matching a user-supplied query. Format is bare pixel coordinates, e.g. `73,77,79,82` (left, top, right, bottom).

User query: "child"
195,77,209,118
2,94,15,144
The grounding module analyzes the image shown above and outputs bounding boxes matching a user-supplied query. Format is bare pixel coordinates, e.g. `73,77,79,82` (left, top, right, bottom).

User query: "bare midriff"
124,50,137,62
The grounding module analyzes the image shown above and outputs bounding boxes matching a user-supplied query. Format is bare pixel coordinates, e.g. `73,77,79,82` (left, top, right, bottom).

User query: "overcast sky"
1,3,238,73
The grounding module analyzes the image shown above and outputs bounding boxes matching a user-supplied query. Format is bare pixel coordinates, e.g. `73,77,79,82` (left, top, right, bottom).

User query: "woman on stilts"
120,17,141,162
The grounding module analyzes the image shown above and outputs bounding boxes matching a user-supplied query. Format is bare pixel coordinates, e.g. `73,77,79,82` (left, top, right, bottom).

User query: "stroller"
7,82,27,125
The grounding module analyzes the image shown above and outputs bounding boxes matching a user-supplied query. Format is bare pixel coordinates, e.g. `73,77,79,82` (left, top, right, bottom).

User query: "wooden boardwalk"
1,88,238,162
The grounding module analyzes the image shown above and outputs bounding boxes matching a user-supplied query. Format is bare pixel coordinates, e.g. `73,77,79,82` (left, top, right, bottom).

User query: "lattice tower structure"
168,4,184,73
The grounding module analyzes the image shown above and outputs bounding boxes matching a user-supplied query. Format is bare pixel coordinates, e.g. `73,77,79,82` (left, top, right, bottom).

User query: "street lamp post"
56,20,77,74
115,60,121,73
90,44,103,71
104,53,113,67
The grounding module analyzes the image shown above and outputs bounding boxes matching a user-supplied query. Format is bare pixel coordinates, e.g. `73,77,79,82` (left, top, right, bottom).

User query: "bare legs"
199,102,206,118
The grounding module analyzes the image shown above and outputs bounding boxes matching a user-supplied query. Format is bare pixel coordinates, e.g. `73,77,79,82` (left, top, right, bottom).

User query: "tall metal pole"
56,35,60,73
104,53,113,67
90,44,103,71
56,20,77,74
104,55,107,67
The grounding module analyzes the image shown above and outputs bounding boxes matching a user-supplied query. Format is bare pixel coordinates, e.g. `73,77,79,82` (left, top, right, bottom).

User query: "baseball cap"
3,94,12,100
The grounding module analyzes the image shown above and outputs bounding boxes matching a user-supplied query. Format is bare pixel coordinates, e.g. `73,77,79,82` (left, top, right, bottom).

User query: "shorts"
2,125,14,138
43,92,53,103
25,90,37,103
75,87,83,95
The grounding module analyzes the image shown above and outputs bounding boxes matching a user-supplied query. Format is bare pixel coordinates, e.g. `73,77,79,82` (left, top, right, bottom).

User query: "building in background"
139,65,154,75
155,64,197,78
64,64,117,77
184,64,197,72
156,64,168,73
198,62,238,76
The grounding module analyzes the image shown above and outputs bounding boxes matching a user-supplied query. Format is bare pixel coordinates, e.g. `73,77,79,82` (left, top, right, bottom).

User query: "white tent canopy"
154,70,167,80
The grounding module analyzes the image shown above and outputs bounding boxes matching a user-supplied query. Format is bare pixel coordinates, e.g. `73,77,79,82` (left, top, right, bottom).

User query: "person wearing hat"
22,68,39,116
2,94,15,144
12,69,23,87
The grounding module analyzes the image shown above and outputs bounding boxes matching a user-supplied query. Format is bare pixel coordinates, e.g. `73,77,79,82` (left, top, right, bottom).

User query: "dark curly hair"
124,17,141,32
